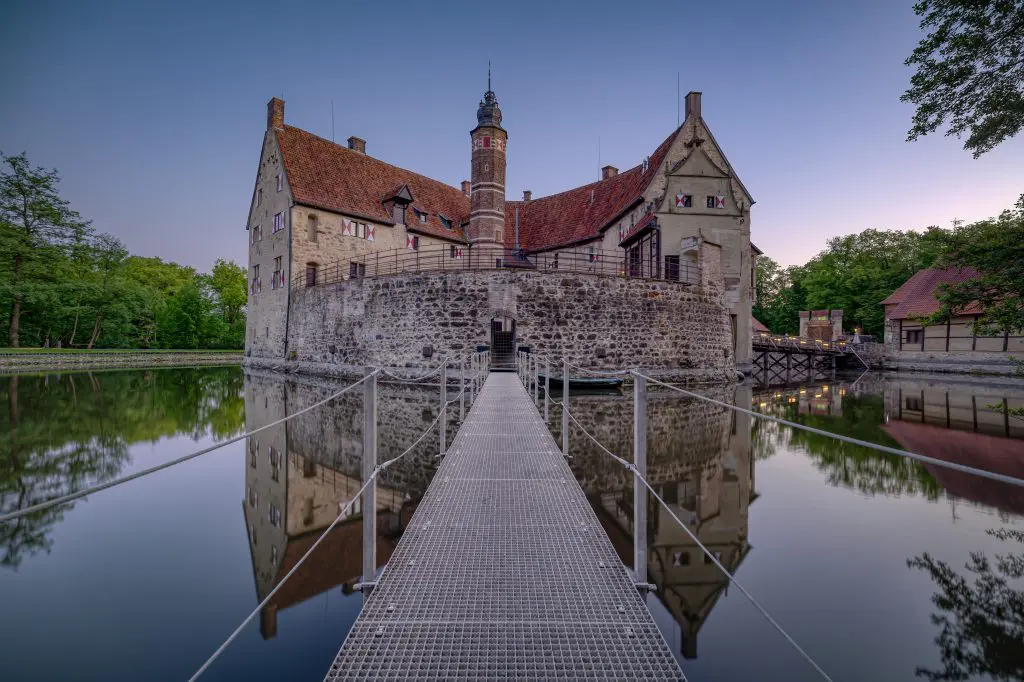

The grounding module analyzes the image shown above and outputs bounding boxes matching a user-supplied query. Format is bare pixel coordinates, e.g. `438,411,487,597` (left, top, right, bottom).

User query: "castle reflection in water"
239,369,1024,659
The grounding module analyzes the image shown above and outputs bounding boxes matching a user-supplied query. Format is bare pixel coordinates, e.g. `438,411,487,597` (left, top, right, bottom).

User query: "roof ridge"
283,125,465,196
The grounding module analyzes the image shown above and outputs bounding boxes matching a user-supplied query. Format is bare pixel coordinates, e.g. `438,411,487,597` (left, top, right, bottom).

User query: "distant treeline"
753,195,1024,339
0,153,246,349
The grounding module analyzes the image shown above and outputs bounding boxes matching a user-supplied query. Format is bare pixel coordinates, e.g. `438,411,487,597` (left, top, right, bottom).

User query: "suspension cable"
561,406,833,682
189,396,447,681
0,371,379,524
636,372,1024,488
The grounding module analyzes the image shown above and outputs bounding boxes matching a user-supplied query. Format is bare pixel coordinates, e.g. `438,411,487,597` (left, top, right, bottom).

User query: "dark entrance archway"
490,318,516,371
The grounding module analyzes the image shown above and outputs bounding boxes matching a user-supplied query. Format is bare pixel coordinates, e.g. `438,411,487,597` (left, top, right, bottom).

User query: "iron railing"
752,332,848,354
292,244,700,290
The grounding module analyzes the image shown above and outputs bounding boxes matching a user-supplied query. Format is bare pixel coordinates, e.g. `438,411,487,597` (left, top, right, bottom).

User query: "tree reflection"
757,391,943,499
908,528,1024,681
0,367,244,569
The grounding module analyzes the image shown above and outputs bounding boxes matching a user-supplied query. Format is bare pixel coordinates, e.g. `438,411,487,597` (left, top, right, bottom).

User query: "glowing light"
822,386,829,392
799,389,806,394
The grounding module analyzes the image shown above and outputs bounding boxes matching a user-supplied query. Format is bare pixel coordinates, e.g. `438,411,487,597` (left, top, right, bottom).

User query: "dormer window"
384,184,414,226
439,215,452,230
393,203,407,225
414,208,428,224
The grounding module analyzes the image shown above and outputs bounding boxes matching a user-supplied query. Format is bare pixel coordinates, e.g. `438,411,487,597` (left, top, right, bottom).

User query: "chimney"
461,180,471,196
347,136,366,154
601,165,618,180
684,91,702,120
523,190,532,202
267,97,285,130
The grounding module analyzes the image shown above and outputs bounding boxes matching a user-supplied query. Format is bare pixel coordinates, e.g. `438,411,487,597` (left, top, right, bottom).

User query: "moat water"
1,366,1022,681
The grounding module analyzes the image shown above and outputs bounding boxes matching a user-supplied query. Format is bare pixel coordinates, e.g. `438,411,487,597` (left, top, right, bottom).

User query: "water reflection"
240,371,453,637
0,367,244,570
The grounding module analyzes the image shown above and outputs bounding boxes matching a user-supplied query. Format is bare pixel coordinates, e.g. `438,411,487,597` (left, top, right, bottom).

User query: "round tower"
468,69,507,246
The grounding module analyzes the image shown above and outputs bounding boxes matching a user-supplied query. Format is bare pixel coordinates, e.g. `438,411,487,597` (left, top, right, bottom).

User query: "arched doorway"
490,316,516,371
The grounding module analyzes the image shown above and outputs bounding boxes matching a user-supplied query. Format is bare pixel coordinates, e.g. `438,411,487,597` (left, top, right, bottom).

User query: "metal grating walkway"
324,373,685,680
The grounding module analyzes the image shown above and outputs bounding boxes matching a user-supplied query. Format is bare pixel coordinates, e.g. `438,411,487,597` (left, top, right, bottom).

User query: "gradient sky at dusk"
2,0,1021,272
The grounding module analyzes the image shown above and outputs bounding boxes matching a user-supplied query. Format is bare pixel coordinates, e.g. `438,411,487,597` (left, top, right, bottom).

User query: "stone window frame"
257,187,262,207
272,256,283,289
268,504,282,528
355,222,367,239
276,173,283,192
307,213,318,243
349,261,366,279
273,212,285,233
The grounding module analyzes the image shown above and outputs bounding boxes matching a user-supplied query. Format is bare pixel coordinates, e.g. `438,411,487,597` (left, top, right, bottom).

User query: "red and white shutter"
453,247,464,259
341,220,353,236
715,195,725,209
675,193,685,208
406,235,415,250
367,225,375,242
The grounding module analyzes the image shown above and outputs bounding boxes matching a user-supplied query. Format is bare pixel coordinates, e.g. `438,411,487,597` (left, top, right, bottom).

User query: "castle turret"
468,67,507,246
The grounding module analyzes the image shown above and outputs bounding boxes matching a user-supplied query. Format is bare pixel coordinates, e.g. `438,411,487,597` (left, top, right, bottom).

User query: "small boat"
537,374,624,391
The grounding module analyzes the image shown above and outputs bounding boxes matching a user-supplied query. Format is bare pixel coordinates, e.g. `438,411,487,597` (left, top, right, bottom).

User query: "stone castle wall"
253,270,735,383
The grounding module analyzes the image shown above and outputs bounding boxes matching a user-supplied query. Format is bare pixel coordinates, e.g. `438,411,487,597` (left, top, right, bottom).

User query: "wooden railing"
292,245,700,290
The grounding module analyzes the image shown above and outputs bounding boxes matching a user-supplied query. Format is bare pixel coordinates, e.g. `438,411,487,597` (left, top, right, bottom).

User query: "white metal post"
470,352,476,405
460,356,466,421
544,357,550,422
362,367,378,596
561,358,569,456
533,354,539,405
633,371,647,585
439,361,447,457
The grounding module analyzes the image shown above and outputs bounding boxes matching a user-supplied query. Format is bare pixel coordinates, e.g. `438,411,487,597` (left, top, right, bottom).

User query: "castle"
245,79,757,380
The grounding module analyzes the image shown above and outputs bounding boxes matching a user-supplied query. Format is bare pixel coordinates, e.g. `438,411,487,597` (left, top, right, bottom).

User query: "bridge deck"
324,372,684,680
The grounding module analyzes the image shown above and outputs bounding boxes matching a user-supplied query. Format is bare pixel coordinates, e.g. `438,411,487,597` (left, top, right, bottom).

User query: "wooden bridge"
323,372,684,680
751,333,866,386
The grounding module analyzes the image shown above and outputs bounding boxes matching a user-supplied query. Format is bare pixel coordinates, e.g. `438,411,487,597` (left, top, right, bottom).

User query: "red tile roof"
619,212,658,245
504,126,681,251
883,266,983,320
752,316,770,333
277,125,470,243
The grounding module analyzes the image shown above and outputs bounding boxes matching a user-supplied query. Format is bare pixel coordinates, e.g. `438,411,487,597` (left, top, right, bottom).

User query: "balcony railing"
292,245,700,290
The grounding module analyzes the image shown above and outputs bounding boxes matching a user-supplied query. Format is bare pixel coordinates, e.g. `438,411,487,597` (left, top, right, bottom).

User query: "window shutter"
407,235,415,250
715,195,725,209
367,225,375,242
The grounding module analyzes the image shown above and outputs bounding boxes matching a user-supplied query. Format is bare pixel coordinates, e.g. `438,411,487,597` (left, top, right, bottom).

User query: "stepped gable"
277,125,470,243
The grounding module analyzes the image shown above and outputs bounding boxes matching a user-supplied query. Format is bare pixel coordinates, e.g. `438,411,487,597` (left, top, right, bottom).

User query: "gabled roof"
883,266,983,320
277,125,470,243
503,126,681,252
752,317,770,333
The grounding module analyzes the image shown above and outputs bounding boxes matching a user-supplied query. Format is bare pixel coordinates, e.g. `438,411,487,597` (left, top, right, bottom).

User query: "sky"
1,0,1021,272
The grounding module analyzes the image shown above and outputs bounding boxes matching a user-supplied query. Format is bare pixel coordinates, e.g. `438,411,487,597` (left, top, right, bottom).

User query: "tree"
908,528,1024,680
206,259,246,326
926,195,1024,334
902,0,1024,157
0,153,92,346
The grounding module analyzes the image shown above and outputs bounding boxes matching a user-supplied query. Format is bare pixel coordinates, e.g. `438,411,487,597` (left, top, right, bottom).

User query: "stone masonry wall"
261,270,735,383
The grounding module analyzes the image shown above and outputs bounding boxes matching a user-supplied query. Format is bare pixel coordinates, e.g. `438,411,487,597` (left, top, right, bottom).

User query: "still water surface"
1,366,1022,681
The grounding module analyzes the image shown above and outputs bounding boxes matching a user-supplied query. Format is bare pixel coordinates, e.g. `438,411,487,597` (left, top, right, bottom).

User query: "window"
250,524,257,546
307,214,318,242
248,487,258,509
414,208,427,224
551,253,559,269
269,447,280,482
674,193,692,208
449,245,459,259
665,255,680,282
588,245,598,263
250,223,262,245
305,264,317,288
276,173,282,192
905,396,923,411
706,195,716,209
272,256,282,289
273,212,284,233
349,261,366,279
439,215,452,230
269,504,282,528
355,222,367,239
906,329,923,344
250,264,261,294
392,203,406,225
270,545,279,566
257,188,262,207
249,438,258,467
495,229,502,243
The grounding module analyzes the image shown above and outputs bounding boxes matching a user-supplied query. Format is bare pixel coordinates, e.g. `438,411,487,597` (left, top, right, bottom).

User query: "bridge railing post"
440,360,447,457
544,357,550,423
362,366,378,598
562,358,569,456
470,352,476,405
533,354,539,405
632,370,648,586
460,356,466,421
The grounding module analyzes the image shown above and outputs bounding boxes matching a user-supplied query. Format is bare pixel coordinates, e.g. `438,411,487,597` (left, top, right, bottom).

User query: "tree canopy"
0,153,246,349
902,0,1024,157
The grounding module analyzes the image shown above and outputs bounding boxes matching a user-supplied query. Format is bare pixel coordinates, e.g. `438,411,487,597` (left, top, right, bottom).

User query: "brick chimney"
347,136,366,154
523,190,532,202
684,91,702,120
601,165,618,180
461,180,471,196
267,97,284,130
